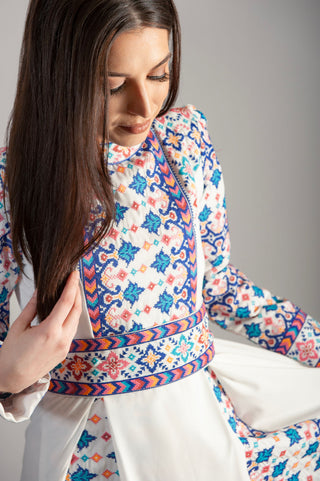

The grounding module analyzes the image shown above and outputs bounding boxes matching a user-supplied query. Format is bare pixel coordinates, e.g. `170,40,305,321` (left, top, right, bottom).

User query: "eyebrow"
108,53,172,77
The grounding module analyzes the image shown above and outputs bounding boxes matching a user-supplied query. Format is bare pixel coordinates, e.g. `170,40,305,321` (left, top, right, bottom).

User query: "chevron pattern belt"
49,303,214,396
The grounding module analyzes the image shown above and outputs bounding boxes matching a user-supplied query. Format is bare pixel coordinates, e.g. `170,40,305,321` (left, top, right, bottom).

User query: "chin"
110,132,150,147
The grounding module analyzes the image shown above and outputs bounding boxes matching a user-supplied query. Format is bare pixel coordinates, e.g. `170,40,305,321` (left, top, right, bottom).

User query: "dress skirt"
21,336,320,481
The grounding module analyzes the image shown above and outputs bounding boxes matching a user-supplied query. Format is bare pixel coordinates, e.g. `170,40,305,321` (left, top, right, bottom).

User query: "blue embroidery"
252,285,264,298
151,251,171,273
272,460,288,477
118,240,140,265
123,282,144,306
199,205,211,222
285,428,302,447
70,467,97,480
155,291,174,313
129,172,147,195
77,430,97,451
115,203,129,222
236,306,251,319
244,323,262,338
142,212,161,234
211,168,221,188
256,448,274,463
304,441,319,456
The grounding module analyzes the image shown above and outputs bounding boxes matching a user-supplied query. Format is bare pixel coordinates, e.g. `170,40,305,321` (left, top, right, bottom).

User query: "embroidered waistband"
49,303,214,396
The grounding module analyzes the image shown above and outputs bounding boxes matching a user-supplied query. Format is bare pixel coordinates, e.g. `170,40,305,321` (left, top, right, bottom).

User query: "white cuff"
0,374,50,423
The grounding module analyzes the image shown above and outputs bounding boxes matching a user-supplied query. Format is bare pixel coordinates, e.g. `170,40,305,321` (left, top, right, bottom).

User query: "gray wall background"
0,1,319,479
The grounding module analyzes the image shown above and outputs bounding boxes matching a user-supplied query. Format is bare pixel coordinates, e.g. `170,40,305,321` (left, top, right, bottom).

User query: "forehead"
108,27,170,72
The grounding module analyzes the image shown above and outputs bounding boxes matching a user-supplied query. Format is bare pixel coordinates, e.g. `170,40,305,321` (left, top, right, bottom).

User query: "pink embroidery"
296,340,318,362
199,325,210,348
97,352,129,380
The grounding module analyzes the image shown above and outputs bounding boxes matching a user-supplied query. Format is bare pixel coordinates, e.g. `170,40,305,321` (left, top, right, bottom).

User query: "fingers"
62,282,82,339
13,290,38,332
46,270,81,328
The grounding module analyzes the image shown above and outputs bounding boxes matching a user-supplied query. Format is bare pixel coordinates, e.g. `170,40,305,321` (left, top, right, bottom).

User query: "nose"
127,81,152,118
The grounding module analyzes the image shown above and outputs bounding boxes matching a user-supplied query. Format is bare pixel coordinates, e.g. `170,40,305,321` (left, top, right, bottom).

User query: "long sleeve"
195,112,320,368
0,148,20,344
0,147,50,422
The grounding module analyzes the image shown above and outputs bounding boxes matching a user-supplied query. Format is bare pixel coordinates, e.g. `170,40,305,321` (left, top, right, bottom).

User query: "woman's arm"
194,108,320,367
0,149,82,420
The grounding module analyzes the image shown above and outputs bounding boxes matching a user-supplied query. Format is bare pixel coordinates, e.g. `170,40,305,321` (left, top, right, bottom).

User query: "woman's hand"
0,271,82,394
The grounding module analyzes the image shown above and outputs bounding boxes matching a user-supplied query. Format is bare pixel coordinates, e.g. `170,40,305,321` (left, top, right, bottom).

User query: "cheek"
153,84,170,108
108,97,123,123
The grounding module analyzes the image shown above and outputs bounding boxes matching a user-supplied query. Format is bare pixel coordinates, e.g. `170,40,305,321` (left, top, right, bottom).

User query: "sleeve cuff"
0,373,50,423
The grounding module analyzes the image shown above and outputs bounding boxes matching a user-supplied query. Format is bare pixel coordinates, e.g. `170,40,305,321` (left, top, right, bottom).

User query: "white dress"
0,105,320,481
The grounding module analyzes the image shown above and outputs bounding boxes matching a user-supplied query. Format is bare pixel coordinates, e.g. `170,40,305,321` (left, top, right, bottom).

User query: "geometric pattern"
207,368,320,480
65,399,120,480
49,343,214,396
49,304,214,396
80,129,198,337
68,302,206,352
157,107,320,367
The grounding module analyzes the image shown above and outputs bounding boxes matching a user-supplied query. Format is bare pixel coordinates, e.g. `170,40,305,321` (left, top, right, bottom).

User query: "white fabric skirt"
21,337,320,481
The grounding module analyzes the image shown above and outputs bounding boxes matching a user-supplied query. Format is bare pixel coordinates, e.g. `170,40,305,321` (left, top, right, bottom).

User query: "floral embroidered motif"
137,345,166,373
172,335,194,362
97,352,130,381
65,355,91,381
296,340,318,362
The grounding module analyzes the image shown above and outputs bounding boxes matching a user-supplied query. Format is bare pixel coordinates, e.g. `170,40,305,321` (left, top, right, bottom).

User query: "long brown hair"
6,0,181,320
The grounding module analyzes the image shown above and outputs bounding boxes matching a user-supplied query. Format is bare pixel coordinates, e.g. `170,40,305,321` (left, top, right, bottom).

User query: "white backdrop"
0,1,319,479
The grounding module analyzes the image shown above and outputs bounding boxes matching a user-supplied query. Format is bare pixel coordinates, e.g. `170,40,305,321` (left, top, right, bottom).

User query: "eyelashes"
147,73,170,82
110,72,170,96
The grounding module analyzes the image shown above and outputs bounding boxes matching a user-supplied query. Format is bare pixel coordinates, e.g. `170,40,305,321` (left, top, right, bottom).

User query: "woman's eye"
110,82,126,96
148,73,170,82
109,72,170,96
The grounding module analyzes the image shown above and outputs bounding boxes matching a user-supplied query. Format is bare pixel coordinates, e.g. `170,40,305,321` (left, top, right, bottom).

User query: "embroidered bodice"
0,105,319,367
81,129,197,337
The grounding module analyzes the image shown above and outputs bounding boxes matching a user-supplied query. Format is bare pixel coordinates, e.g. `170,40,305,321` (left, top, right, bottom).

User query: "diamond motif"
117,269,128,281
91,453,103,463
143,241,151,251
166,274,175,285
162,234,170,245
102,432,111,442
102,470,114,479
89,414,101,424
121,310,132,321
109,228,119,240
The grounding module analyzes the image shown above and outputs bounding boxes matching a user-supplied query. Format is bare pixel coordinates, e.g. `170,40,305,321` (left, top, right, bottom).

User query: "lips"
119,119,151,135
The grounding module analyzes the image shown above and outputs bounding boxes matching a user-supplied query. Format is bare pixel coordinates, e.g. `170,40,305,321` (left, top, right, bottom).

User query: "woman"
0,0,319,480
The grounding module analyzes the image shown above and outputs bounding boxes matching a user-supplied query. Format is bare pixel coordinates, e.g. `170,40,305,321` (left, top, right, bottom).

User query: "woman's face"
107,27,171,147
